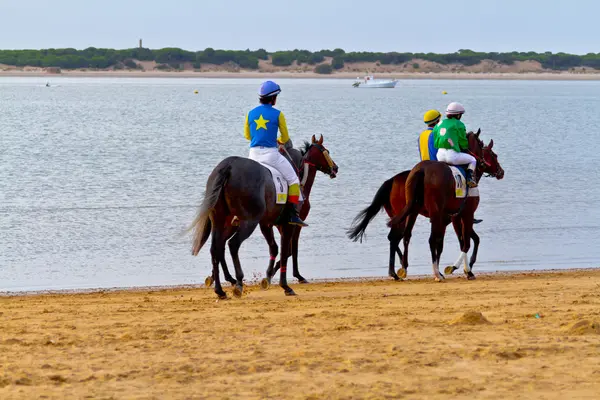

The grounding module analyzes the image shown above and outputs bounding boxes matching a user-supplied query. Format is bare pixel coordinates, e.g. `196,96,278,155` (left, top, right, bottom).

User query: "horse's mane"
301,141,311,156
467,131,485,149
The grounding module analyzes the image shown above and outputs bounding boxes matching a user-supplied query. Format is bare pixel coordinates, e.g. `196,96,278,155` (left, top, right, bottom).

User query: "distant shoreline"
2,69,600,81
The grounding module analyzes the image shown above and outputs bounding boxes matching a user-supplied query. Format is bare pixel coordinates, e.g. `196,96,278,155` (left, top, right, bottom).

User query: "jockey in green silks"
433,102,478,188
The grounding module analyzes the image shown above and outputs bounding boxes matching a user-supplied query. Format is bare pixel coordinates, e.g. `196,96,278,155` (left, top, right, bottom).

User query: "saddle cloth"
259,163,288,204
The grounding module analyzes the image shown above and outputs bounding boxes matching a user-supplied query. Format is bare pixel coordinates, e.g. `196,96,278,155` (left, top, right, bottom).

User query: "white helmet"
446,102,465,116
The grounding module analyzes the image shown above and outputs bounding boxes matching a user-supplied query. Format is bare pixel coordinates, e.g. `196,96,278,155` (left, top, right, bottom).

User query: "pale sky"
0,0,597,54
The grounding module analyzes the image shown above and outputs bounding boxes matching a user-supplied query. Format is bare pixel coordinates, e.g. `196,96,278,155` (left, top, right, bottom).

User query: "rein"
279,144,317,189
466,136,497,178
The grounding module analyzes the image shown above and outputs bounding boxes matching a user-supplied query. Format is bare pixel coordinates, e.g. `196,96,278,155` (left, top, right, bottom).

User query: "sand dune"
2,57,600,80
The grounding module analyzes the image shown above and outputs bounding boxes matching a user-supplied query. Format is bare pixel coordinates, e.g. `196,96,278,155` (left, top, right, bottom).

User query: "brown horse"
348,131,504,280
260,140,331,288
189,135,337,298
386,132,504,281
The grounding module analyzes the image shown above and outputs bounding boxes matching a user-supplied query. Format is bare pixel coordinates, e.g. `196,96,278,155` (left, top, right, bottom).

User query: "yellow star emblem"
254,114,269,131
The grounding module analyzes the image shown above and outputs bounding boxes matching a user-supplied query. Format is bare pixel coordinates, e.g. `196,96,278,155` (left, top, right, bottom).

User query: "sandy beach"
0,269,599,399
2,69,600,80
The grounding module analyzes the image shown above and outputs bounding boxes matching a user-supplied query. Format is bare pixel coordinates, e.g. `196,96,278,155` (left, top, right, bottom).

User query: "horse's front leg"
291,227,308,283
387,228,403,280
205,225,237,287
399,213,418,279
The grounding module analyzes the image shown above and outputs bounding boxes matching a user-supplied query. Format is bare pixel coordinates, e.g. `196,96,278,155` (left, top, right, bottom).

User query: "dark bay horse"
203,138,337,289
348,131,504,280
189,135,337,298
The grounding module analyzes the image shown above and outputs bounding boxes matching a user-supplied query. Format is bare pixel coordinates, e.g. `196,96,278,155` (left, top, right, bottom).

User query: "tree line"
0,47,598,71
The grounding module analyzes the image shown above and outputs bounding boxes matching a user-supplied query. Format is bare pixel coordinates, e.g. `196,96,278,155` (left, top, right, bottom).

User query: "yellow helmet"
423,109,441,125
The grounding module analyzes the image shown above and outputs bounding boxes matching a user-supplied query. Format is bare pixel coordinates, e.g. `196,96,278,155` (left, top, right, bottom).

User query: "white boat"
352,75,397,88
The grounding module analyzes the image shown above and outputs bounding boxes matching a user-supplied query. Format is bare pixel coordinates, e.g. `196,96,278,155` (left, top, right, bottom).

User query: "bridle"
467,137,500,178
279,143,336,189
302,143,336,176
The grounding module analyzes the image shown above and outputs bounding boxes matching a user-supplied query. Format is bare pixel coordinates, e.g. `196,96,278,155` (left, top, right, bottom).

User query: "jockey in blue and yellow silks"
419,109,441,161
244,81,308,227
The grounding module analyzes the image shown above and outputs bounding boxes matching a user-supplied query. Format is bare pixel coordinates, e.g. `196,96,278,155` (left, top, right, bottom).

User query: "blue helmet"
258,81,281,98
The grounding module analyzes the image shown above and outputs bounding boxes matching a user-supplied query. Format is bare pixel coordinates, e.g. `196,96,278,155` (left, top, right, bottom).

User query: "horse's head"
482,139,504,180
467,129,504,180
302,134,338,178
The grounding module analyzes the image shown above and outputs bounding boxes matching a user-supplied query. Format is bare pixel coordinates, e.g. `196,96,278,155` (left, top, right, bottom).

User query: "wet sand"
1,269,599,399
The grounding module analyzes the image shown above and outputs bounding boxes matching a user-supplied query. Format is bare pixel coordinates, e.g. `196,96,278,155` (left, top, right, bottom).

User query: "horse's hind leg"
221,226,238,286
204,225,237,287
210,227,228,299
260,223,278,289
228,220,260,298
279,224,296,296
387,228,402,280
291,227,308,284
445,217,465,276
429,215,446,282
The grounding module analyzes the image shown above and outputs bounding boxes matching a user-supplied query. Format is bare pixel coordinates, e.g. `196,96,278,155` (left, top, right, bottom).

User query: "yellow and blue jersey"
244,104,289,147
418,128,438,161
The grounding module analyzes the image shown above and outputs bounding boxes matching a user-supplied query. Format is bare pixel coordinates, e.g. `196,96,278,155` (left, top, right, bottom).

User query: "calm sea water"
1,77,599,291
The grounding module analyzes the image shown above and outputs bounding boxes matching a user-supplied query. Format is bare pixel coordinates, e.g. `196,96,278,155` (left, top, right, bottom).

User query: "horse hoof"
467,273,476,281
233,285,243,298
444,266,456,275
397,268,407,279
298,279,309,284
260,278,271,290
205,276,214,287
434,274,445,282
217,293,228,300
390,274,401,281
285,289,297,296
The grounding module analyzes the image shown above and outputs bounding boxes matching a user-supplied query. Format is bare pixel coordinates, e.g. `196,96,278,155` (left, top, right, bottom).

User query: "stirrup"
467,180,478,188
289,215,308,227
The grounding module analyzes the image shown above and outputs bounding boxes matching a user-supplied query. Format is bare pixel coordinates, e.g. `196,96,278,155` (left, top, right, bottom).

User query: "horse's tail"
188,163,232,256
347,177,394,242
387,168,424,228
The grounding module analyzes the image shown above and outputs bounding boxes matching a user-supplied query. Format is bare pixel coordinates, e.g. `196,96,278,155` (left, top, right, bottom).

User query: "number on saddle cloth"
258,163,289,204
448,165,467,199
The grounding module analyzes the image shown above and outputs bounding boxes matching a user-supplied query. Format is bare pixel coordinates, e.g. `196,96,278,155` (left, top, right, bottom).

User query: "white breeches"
436,149,476,171
249,147,300,186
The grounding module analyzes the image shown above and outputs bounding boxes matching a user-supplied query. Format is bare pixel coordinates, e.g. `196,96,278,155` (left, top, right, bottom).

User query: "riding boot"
466,169,478,188
288,203,308,227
